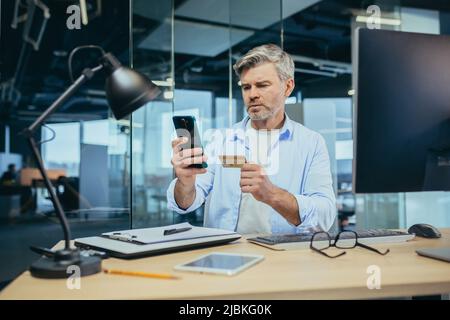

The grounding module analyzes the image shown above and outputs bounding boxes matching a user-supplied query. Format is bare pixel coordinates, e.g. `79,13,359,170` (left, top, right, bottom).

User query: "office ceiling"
2,0,450,125
137,0,320,57
0,0,129,124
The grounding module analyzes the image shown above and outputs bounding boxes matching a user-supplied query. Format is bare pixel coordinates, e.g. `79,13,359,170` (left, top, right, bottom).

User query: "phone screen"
172,116,207,169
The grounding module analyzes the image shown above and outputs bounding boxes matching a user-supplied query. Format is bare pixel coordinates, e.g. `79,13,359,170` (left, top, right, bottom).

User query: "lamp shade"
102,53,161,120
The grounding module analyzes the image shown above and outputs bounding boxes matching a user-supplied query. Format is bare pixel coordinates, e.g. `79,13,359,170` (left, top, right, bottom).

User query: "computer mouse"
408,223,441,239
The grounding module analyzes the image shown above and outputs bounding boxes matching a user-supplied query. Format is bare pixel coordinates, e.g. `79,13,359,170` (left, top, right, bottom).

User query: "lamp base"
30,248,102,279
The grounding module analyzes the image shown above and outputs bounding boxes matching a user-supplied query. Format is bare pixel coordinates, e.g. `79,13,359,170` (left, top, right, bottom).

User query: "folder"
74,223,241,259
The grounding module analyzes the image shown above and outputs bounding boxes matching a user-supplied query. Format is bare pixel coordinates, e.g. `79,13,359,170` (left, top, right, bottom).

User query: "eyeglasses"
310,231,390,258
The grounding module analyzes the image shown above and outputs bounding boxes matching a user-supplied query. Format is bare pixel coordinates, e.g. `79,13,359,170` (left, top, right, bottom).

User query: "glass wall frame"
131,0,285,228
131,0,450,232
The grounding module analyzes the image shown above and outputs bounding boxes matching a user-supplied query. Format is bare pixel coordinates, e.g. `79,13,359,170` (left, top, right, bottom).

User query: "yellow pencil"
103,268,180,280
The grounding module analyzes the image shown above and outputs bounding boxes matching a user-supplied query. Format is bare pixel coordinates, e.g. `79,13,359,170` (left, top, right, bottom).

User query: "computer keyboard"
248,229,415,248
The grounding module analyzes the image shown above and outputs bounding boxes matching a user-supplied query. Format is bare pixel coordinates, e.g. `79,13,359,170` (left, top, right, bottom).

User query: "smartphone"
172,116,208,169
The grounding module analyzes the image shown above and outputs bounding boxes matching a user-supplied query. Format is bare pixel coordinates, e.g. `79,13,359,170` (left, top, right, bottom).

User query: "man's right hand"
171,137,208,186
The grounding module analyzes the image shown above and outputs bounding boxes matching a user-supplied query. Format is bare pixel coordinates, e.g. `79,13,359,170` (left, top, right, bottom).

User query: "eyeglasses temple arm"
357,242,390,255
311,246,346,258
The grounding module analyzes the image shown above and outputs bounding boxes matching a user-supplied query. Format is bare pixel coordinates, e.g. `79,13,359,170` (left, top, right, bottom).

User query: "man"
1,164,17,185
167,44,336,234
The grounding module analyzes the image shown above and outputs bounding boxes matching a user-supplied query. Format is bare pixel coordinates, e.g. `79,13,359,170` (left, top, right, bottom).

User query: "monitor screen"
353,28,450,193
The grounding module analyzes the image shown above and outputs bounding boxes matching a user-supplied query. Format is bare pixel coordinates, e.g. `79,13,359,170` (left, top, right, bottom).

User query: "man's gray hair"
233,44,295,81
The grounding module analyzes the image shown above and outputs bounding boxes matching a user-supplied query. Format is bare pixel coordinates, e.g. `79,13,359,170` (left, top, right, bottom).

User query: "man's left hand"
240,163,275,204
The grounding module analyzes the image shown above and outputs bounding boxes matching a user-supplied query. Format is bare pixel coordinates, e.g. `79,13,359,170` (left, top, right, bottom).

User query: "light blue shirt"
166,113,336,234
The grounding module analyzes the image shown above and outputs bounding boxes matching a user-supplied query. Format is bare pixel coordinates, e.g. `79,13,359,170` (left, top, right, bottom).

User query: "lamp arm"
27,135,72,249
23,65,103,250
27,66,102,133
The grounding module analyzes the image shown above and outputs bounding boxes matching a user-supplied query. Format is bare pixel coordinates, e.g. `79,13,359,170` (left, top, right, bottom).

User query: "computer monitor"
353,28,450,193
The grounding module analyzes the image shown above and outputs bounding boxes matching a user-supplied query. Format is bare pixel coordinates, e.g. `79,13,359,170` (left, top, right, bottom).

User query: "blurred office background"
1,0,450,289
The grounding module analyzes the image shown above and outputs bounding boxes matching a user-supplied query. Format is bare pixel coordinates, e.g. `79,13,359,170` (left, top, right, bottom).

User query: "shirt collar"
229,113,294,142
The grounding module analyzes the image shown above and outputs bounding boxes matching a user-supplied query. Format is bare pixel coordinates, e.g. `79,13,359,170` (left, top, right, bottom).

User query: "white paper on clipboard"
101,223,238,245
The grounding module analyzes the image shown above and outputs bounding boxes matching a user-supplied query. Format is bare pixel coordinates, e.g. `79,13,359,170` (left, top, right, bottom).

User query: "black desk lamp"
23,48,161,278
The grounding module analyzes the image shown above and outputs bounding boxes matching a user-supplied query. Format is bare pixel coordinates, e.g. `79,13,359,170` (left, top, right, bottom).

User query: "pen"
104,233,145,245
103,268,180,280
163,227,192,236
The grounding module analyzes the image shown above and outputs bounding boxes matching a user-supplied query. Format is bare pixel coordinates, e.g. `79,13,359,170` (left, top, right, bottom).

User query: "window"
42,122,80,177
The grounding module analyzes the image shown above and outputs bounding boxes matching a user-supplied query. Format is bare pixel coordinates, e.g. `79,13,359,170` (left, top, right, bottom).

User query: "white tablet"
174,252,264,276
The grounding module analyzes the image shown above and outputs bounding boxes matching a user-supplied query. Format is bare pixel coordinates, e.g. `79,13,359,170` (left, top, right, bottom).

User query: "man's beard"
247,105,274,120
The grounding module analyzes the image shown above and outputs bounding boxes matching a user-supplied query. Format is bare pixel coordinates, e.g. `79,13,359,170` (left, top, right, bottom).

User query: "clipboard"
74,223,241,259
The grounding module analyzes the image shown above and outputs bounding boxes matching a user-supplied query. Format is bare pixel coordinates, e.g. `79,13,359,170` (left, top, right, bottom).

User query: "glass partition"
0,0,130,287
230,0,283,124
131,0,284,228
131,0,174,228
130,0,450,233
